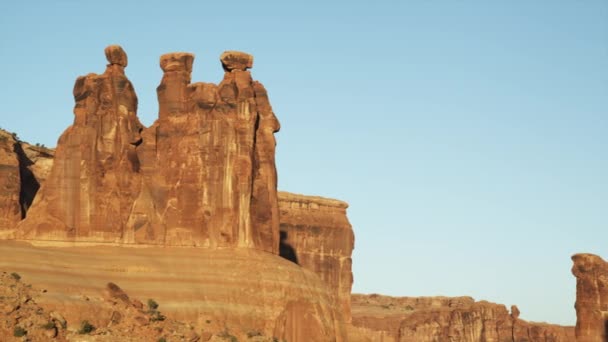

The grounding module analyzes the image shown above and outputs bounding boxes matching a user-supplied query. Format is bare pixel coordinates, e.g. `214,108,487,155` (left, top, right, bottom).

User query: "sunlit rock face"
16,45,144,241
572,253,608,342
278,191,355,322
348,294,575,342
0,130,21,231
13,46,281,253
0,130,55,234
132,50,280,251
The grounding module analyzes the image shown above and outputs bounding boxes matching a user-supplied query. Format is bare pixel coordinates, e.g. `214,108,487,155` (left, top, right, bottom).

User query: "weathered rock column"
572,253,608,342
16,45,143,241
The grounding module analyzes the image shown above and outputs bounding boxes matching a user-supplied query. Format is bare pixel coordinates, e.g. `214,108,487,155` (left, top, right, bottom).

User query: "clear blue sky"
1,1,606,325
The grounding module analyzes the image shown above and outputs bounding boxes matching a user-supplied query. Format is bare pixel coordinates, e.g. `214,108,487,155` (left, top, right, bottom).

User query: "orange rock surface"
16,45,144,242
0,130,21,231
278,191,355,322
572,253,608,342
15,46,280,252
349,294,575,342
0,240,345,341
133,50,280,250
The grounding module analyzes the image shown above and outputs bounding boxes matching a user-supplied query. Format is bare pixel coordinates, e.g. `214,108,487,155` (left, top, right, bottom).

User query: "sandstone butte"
0,45,600,341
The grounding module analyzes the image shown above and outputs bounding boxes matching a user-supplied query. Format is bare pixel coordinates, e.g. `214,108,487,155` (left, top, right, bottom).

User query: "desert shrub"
147,298,159,310
78,320,95,334
10,272,21,281
13,326,27,337
157,338,167,342
247,330,262,338
41,321,56,330
150,310,166,322
218,330,238,342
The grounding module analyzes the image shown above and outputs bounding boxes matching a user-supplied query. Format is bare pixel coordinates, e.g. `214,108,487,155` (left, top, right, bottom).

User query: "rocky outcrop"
14,46,280,252
17,45,144,242
278,191,354,322
0,130,55,233
349,294,575,342
572,253,608,342
132,50,280,251
0,130,21,232
0,240,346,341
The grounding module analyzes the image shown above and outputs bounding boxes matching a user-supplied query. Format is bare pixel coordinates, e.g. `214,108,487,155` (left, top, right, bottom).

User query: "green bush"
157,338,167,342
10,272,21,281
78,320,95,334
13,326,27,337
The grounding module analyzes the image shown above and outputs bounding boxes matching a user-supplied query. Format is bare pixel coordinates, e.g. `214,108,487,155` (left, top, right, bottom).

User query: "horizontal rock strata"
349,294,575,342
278,191,355,323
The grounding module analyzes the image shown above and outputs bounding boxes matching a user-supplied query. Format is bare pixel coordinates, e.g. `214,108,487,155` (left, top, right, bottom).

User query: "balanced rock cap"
160,52,194,73
104,45,128,67
220,51,254,71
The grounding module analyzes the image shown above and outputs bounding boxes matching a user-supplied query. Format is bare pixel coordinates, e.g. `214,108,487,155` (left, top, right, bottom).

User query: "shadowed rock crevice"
14,142,39,218
278,230,298,264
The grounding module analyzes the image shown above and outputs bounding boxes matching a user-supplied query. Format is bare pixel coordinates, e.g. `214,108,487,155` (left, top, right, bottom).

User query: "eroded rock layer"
349,294,575,342
0,240,345,342
278,191,354,322
572,253,608,342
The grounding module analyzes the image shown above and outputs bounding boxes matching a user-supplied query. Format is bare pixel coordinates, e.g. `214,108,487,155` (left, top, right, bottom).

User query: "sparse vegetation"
150,310,166,322
41,321,56,330
146,298,165,322
218,330,238,342
147,298,159,310
405,305,414,311
10,272,21,281
78,320,95,334
157,338,167,342
247,330,262,338
13,326,27,337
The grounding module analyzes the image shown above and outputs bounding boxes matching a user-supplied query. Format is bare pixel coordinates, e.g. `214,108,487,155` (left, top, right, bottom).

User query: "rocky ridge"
348,294,575,342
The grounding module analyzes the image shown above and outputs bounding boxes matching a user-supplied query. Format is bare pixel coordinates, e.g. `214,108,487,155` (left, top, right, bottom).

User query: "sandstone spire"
17,45,144,241
572,253,608,342
132,50,280,252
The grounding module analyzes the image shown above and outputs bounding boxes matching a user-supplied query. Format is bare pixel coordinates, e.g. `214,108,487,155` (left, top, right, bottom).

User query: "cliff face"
349,294,575,342
278,191,355,322
0,130,21,232
0,130,54,234
572,253,608,342
14,47,280,252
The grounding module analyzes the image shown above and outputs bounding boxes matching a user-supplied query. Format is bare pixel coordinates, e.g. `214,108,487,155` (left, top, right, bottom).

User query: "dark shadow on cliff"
13,142,40,218
279,230,299,265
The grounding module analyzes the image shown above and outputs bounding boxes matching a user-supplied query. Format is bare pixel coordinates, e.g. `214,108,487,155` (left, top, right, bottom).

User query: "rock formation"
16,45,144,242
132,50,280,250
278,191,354,322
0,130,54,234
0,240,345,341
0,130,21,232
15,46,280,253
572,253,608,342
349,294,575,342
